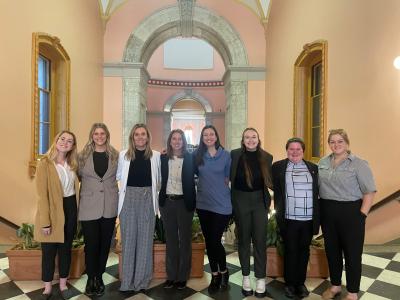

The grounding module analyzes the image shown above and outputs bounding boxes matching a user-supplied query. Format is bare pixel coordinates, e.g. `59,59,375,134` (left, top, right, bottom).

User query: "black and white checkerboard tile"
0,251,399,300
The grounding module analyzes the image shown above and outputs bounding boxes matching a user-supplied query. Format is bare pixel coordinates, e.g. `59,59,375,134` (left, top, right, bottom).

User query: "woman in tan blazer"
77,123,119,297
34,130,79,299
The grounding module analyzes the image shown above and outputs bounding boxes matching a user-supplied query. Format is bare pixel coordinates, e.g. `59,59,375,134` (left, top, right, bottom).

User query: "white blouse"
166,156,183,195
54,162,76,197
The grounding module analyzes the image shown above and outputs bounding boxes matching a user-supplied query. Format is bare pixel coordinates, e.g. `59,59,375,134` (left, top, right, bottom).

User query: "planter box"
6,247,85,281
267,247,329,278
116,242,206,279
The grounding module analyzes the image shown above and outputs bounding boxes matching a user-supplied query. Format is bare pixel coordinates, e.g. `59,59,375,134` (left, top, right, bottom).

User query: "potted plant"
266,211,329,278
6,223,85,280
116,213,206,279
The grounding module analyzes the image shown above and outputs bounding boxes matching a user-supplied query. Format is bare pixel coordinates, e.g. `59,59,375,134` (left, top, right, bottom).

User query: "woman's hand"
42,227,51,235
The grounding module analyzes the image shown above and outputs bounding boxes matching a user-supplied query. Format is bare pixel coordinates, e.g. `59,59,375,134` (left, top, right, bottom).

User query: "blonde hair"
44,130,78,171
328,128,350,145
78,123,118,169
125,123,153,160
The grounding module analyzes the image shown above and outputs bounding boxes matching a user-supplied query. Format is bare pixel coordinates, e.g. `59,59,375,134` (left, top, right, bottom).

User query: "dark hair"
195,125,222,166
166,129,187,158
240,127,271,189
285,137,305,151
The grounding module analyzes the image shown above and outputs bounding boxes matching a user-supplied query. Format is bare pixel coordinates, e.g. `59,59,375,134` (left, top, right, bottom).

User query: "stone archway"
121,5,248,149
161,89,213,145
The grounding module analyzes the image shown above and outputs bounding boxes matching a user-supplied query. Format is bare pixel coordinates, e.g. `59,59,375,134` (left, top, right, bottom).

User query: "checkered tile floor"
0,250,399,300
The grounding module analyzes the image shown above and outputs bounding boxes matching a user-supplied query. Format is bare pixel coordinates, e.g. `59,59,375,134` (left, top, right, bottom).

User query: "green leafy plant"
154,216,166,243
72,223,85,249
152,213,204,243
14,223,84,250
266,210,284,256
15,223,40,250
191,213,204,242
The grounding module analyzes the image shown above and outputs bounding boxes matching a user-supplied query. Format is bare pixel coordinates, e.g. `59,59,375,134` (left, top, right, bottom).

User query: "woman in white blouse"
158,129,196,290
34,130,79,299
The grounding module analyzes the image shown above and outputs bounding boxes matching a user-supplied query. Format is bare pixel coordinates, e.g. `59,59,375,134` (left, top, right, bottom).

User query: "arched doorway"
121,5,248,149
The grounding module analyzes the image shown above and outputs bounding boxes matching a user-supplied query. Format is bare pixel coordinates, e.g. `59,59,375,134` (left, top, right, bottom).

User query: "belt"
166,194,184,200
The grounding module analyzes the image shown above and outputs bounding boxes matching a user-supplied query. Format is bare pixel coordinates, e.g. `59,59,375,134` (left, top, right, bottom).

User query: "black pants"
283,219,313,286
41,195,77,282
81,216,116,279
197,209,231,273
232,189,267,278
320,199,365,293
160,198,194,281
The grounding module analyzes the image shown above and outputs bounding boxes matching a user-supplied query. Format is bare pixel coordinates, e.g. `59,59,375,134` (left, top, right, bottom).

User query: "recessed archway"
121,5,249,149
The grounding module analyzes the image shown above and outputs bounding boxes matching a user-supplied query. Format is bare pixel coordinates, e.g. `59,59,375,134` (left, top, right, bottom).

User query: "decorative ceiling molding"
99,0,272,27
178,0,196,37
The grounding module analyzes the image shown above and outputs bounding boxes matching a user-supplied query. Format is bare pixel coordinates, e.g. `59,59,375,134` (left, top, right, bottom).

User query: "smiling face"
133,127,148,150
242,129,259,151
202,128,217,148
56,133,75,154
170,132,183,154
92,127,107,148
287,142,304,163
329,134,349,156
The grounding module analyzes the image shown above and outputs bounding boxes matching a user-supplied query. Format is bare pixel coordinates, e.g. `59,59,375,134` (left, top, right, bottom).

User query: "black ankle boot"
220,270,229,290
95,276,105,296
208,273,222,293
85,278,96,296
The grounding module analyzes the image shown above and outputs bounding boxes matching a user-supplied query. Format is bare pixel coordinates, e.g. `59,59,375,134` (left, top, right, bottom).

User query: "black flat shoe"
41,293,52,300
85,278,96,296
208,273,222,293
163,280,175,289
176,281,187,290
241,288,254,297
96,277,105,296
59,288,72,300
254,290,267,298
296,284,310,298
220,270,229,290
284,285,296,298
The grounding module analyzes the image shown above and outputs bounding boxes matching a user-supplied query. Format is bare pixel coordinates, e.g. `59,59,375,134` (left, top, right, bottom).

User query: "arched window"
30,33,70,176
293,40,327,162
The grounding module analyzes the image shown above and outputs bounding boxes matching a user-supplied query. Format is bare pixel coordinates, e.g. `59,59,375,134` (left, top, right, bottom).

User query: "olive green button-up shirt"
318,153,376,202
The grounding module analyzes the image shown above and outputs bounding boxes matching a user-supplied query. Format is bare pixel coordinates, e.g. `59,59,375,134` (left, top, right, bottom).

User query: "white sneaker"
241,275,253,296
254,278,266,298
242,276,252,291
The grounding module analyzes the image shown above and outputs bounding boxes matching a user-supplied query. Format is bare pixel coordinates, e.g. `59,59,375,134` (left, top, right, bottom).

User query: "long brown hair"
44,130,78,171
125,123,153,160
166,129,187,159
240,127,271,189
195,125,222,166
78,123,118,169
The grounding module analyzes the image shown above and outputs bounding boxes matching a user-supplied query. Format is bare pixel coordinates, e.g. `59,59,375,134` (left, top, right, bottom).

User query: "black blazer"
230,148,273,209
158,152,196,211
271,158,320,235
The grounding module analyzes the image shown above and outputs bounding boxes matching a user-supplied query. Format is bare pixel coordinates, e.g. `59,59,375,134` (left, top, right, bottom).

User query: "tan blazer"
34,157,79,243
78,153,118,221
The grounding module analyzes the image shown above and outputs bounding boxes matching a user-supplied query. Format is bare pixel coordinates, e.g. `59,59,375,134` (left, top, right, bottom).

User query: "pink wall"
0,0,104,225
265,0,400,243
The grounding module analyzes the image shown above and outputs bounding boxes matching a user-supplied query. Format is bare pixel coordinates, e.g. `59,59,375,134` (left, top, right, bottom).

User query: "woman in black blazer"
158,129,196,290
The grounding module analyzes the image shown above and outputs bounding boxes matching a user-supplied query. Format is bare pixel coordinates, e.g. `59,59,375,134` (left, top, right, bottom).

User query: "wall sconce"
393,56,400,70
